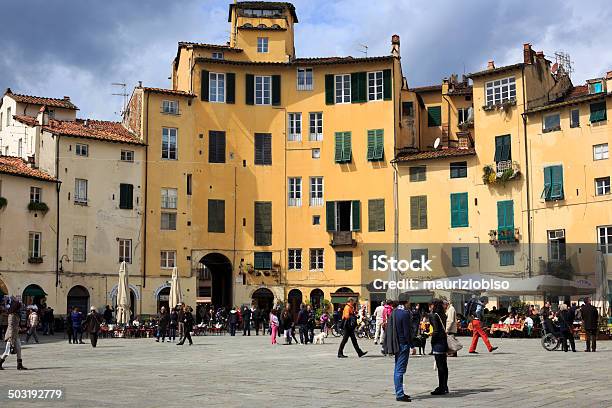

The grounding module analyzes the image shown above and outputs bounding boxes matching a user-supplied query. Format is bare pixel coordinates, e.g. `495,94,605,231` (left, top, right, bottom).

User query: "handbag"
436,313,463,353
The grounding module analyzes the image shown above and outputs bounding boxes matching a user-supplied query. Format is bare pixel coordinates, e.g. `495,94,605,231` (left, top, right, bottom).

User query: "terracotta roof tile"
178,42,243,52
13,115,38,126
196,55,395,67
0,156,56,182
393,148,476,163
141,87,196,97
566,85,588,99
468,63,524,79
525,84,606,114
4,88,78,110
409,84,442,93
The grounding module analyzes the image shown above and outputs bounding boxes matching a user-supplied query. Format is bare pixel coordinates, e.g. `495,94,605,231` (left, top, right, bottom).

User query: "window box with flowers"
28,256,43,264
28,202,49,213
482,161,521,185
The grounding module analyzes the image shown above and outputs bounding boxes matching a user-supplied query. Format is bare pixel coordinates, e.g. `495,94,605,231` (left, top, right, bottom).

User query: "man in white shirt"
373,301,385,344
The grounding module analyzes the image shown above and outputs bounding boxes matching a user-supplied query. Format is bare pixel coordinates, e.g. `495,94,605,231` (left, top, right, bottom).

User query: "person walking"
252,306,262,335
177,304,185,340
297,304,308,344
177,306,194,346
25,308,40,344
430,299,449,395
242,305,252,336
228,307,238,336
306,305,316,343
444,299,458,357
558,303,576,352
467,296,498,354
373,301,385,345
168,307,178,342
581,297,599,352
65,310,74,344
388,301,413,402
320,310,330,335
337,298,368,358
71,307,85,344
280,307,293,345
381,299,394,355
156,306,169,342
0,298,27,370
269,309,279,345
84,306,103,348
103,305,113,324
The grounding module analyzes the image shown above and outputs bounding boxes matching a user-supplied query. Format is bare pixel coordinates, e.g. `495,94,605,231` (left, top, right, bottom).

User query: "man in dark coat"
84,306,103,348
389,301,413,402
156,306,170,342
252,306,262,335
242,305,252,336
581,297,599,352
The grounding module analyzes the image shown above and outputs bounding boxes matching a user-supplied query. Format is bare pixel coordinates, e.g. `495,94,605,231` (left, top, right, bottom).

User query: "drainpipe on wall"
142,91,149,288
521,65,533,278
55,133,61,288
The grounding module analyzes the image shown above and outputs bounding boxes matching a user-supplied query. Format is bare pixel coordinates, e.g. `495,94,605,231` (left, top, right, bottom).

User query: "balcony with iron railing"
483,161,521,185
489,227,520,246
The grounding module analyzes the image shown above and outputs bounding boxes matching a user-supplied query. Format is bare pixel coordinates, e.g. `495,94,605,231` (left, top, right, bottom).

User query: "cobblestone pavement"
0,333,610,408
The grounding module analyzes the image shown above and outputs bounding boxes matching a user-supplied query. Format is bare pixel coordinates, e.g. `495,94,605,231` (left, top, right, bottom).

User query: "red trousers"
469,319,493,352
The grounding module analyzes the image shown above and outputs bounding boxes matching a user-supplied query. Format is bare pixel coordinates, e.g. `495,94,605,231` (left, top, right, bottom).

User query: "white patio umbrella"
116,261,131,325
169,267,182,310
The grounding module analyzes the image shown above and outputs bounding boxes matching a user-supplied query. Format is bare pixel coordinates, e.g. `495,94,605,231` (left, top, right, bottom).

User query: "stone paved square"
0,334,610,408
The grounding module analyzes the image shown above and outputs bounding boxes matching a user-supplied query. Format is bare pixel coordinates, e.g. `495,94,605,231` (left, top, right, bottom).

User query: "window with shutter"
336,251,353,270
542,165,564,201
383,69,392,100
368,199,385,232
450,193,468,228
119,183,133,209
500,250,515,266
208,199,225,233
209,131,226,163
367,129,384,161
411,248,428,262
351,200,360,231
427,106,441,127
589,101,607,123
245,74,255,105
334,132,351,163
402,101,414,116
226,73,235,104
254,201,272,246
272,75,281,106
326,201,336,231
497,200,514,241
494,135,511,162
254,252,272,270
409,166,426,182
368,250,386,269
325,74,335,105
254,133,272,165
450,161,467,179
451,247,469,267
410,195,427,230
351,72,367,103
201,70,209,101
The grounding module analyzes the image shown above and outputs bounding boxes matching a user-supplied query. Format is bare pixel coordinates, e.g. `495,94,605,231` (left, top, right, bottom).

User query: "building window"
598,226,612,254
500,250,514,266
254,133,272,165
118,238,132,263
288,113,302,141
6,107,11,127
367,71,383,101
336,251,353,270
451,247,469,267
310,248,324,270
48,110,55,119
326,200,360,232
368,250,386,270
74,179,88,204
547,229,566,261
593,143,609,160
589,101,607,123
254,252,272,270
29,232,41,259
542,165,564,201
427,106,441,127
254,201,272,246
209,130,226,163
402,101,414,117
570,109,580,128
409,166,426,182
335,74,351,104
312,215,320,225
73,235,86,262
458,107,471,124
288,177,302,207
595,177,611,196
121,150,134,162
161,188,177,209
119,183,133,210
312,148,320,159
75,143,89,157
497,200,514,241
410,195,427,230
186,174,192,196
450,161,467,178
589,81,604,94
334,132,352,163
208,199,225,233
161,212,177,230
297,68,313,91
450,192,468,228
368,199,385,232
29,187,41,203
209,72,225,103
212,52,224,60
543,113,561,133
17,139,22,156
310,177,323,207
288,249,302,270
366,129,384,161
161,128,178,160
485,76,516,106
257,37,268,53
309,112,323,141
255,76,271,105
160,250,176,268
411,248,428,263
162,100,179,114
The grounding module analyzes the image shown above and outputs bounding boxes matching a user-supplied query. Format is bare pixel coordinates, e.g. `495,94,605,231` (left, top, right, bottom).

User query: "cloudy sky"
1,0,610,120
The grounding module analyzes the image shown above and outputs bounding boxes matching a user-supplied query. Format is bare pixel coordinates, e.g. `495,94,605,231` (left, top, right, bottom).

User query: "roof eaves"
468,63,524,79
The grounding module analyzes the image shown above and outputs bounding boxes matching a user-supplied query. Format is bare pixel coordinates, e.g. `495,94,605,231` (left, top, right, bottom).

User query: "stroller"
540,316,561,351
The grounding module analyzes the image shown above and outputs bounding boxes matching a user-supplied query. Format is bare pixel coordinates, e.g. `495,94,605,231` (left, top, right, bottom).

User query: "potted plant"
28,202,49,213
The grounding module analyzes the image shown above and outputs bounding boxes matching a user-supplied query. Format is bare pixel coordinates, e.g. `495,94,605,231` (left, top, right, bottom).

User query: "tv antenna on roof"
112,82,128,118
554,52,574,78
358,44,368,58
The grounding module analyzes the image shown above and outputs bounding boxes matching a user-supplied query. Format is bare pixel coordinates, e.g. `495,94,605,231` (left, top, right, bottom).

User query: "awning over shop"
23,285,47,297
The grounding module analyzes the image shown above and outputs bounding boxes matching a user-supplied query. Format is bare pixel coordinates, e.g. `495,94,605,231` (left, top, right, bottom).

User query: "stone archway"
287,289,303,320
199,253,233,309
67,285,90,312
22,284,47,308
252,287,274,312
309,288,324,310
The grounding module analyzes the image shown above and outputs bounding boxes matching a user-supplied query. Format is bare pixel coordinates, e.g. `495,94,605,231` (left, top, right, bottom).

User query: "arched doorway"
331,287,356,310
22,284,47,308
199,253,232,309
310,288,324,310
157,287,170,312
252,288,274,313
287,289,302,320
67,285,90,312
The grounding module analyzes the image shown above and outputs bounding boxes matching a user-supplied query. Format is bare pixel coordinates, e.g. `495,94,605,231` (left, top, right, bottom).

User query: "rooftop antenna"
554,51,574,78
112,82,128,117
358,44,368,58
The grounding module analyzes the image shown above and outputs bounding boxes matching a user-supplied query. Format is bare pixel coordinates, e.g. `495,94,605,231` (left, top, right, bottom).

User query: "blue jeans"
394,343,411,398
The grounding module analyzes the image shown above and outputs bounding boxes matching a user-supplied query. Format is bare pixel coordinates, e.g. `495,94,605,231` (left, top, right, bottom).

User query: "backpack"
464,299,478,319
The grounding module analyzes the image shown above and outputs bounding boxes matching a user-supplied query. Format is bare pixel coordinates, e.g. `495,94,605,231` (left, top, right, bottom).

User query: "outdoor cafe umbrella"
116,261,131,325
169,267,182,310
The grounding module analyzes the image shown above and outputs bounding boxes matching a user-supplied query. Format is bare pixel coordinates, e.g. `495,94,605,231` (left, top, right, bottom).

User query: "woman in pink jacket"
269,309,279,345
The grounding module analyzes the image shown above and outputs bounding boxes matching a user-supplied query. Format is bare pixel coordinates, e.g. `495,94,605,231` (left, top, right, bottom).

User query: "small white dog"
313,332,328,344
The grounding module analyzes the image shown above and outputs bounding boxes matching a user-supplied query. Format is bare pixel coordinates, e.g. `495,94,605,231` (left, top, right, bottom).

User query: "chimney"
487,60,495,70
536,51,544,59
391,34,400,57
523,43,534,64
63,96,70,101
138,81,143,88
37,105,49,126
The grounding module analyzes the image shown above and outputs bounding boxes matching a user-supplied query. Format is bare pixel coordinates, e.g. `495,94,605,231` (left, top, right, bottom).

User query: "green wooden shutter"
272,74,281,106
336,252,344,270
427,106,441,127
410,196,427,229
226,73,235,104
254,202,272,246
326,201,336,231
550,165,564,200
351,200,360,231
254,252,272,269
501,135,511,161
497,200,514,240
201,70,209,102
119,183,133,209
343,132,352,162
263,133,272,165
325,74,334,105
345,252,353,270
245,74,254,105
351,72,366,103
451,193,468,228
419,196,427,229
374,129,384,160
359,72,367,102
542,166,552,200
367,130,376,160
383,69,392,100
334,133,343,163
208,199,225,233
368,199,385,232
590,101,607,123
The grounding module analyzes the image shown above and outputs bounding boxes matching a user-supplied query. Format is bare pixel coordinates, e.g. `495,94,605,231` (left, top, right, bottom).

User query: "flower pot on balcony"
28,202,49,214
28,256,43,264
